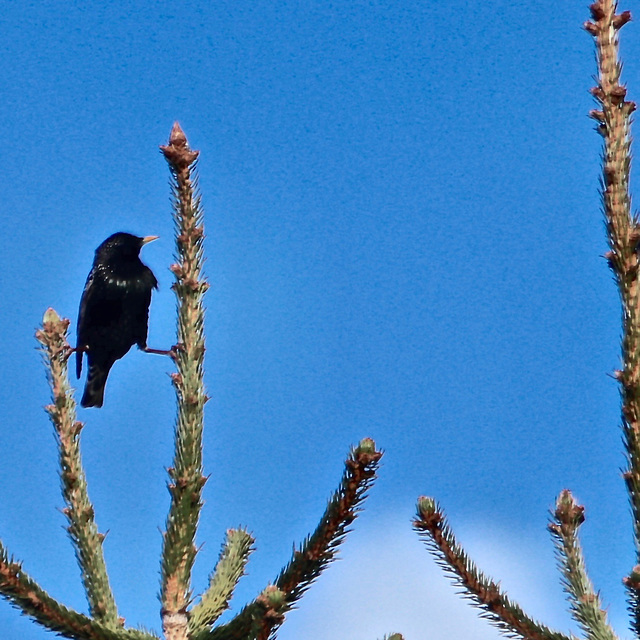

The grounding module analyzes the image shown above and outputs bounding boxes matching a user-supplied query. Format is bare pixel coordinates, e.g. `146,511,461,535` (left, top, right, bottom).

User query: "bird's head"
96,232,159,261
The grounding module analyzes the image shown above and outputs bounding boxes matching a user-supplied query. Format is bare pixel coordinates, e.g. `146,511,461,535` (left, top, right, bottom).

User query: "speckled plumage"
76,232,158,408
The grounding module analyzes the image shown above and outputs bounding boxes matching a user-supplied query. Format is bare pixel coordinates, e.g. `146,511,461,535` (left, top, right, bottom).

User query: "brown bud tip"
168,122,187,147
555,489,585,526
160,122,200,167
611,85,627,106
589,109,605,122
584,20,598,34
590,2,605,20
613,11,632,29
625,566,640,589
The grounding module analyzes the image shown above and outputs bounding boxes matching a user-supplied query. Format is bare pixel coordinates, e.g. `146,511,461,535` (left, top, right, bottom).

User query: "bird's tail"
81,360,111,408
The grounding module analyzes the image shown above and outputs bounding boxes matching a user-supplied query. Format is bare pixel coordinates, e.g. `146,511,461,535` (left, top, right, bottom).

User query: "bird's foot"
63,346,78,362
143,344,184,360
143,346,173,356
168,343,186,359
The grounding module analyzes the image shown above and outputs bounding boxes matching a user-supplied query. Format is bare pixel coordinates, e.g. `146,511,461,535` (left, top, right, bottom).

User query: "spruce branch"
0,539,156,640
188,529,255,634
413,497,575,640
203,438,383,640
35,308,120,628
585,0,640,632
548,491,618,640
159,123,208,640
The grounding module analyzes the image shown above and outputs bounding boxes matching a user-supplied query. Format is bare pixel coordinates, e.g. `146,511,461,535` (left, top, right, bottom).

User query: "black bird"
76,232,159,408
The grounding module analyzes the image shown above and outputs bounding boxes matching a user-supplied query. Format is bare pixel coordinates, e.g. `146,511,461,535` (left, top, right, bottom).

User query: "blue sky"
0,0,635,638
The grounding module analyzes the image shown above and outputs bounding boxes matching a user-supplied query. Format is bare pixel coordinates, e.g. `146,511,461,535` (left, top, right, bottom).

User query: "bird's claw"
62,346,77,362
165,343,185,360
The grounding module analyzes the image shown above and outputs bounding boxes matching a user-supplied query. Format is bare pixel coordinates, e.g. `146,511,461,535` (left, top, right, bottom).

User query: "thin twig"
203,439,382,640
414,497,575,640
36,308,119,627
188,528,255,634
159,123,208,640
584,0,640,631
548,490,618,640
0,539,156,640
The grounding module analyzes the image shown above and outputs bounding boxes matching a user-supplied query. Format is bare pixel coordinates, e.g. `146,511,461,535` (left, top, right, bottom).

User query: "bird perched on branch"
76,232,160,408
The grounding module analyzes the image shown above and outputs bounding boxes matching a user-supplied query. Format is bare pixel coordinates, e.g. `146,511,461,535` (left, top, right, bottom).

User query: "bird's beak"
142,235,159,245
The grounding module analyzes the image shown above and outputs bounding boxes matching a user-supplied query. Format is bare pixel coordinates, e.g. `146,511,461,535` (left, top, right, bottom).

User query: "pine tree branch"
548,491,618,640
414,497,576,640
200,438,383,640
159,123,208,640
36,308,120,628
188,529,255,634
0,539,157,640
584,1,640,632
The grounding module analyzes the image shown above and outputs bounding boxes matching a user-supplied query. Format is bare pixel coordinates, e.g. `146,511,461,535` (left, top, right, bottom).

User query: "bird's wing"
76,267,110,378
133,267,157,348
147,266,158,290
76,270,94,378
